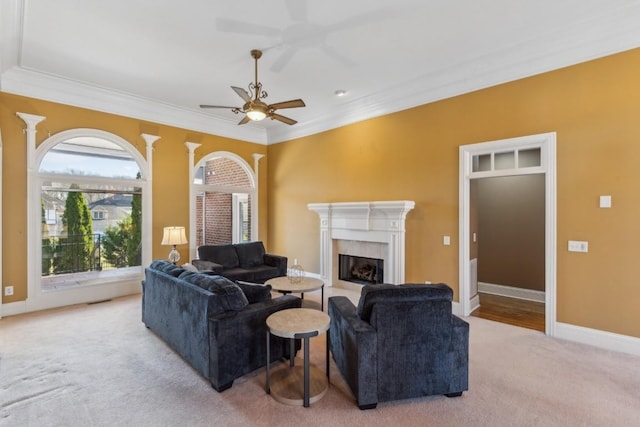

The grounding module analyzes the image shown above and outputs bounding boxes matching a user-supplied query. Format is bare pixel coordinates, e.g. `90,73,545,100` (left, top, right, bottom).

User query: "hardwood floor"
470,293,545,332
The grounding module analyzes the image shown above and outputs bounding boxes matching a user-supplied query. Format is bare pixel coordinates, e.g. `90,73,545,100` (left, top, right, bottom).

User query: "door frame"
458,132,557,336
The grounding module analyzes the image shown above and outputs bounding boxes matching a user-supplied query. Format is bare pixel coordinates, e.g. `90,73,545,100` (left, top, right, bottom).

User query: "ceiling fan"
200,49,305,125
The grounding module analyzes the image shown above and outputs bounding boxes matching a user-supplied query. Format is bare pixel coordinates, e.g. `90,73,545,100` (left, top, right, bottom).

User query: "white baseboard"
452,301,462,316
478,281,545,303
555,322,640,357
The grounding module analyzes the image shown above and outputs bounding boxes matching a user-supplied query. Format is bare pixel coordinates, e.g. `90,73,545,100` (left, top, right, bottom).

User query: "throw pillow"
180,273,248,311
236,280,272,304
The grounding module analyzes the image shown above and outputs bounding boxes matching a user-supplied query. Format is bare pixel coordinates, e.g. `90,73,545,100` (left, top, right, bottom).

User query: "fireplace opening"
339,254,384,285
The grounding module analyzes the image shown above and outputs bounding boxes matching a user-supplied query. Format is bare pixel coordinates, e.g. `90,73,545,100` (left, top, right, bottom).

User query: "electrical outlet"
568,240,589,253
4,285,14,296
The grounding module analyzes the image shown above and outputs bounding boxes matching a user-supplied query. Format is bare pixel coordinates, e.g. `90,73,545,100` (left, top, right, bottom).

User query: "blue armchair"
328,283,469,409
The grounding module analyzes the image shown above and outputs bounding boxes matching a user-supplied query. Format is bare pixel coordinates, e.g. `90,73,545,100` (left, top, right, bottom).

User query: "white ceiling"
2,0,640,144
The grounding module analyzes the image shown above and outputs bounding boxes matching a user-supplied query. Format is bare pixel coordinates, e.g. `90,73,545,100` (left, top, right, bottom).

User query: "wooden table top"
266,276,324,293
266,308,330,338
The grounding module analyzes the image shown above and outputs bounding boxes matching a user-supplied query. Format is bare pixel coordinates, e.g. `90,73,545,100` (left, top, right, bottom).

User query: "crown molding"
266,2,640,144
1,67,269,145
3,1,640,146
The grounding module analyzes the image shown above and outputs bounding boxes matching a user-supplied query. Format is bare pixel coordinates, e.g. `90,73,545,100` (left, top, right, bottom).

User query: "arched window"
192,153,256,246
35,131,149,293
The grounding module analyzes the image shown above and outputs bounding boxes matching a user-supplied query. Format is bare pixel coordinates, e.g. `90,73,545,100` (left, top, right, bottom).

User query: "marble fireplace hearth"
308,201,415,289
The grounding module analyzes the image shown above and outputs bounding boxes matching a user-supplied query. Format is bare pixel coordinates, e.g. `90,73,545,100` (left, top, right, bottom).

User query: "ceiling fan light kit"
200,49,305,125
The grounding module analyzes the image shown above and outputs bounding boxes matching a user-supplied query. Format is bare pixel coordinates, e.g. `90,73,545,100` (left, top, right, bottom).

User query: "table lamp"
161,226,188,264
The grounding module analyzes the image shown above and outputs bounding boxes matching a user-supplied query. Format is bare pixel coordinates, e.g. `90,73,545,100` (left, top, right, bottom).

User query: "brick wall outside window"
195,157,252,247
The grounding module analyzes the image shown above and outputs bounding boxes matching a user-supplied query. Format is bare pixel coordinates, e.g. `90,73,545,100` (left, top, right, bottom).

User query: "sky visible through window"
39,137,140,179
40,151,139,179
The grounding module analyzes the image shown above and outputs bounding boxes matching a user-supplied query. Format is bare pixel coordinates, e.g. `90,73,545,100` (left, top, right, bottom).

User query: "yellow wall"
0,93,268,302
267,47,640,338
3,48,640,339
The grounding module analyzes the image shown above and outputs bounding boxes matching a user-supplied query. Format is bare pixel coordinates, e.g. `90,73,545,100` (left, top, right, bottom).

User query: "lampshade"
161,226,188,246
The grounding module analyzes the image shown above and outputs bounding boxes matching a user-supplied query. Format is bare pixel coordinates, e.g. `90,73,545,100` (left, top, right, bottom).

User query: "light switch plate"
600,195,612,208
568,240,588,252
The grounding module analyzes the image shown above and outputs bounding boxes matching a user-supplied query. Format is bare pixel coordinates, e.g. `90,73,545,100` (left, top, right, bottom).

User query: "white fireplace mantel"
308,201,415,286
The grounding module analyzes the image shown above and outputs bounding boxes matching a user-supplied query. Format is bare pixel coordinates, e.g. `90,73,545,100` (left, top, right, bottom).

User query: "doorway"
458,132,557,336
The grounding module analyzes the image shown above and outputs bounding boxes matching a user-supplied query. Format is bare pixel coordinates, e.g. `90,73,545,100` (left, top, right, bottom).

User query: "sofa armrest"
263,253,287,276
328,296,378,409
207,295,302,391
449,315,470,393
192,259,224,273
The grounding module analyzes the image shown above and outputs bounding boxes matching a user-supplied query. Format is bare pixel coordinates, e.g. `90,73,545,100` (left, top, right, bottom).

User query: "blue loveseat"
192,241,287,283
142,259,301,391
328,283,469,409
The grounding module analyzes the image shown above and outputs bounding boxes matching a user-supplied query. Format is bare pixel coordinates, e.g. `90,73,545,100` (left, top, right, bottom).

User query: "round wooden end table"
266,276,325,311
265,308,331,408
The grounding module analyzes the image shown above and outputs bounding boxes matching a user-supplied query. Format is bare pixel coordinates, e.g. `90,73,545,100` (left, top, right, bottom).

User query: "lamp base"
168,246,181,264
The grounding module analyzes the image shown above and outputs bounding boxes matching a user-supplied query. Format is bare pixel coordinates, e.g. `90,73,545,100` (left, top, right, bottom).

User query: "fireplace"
308,201,415,286
339,254,384,285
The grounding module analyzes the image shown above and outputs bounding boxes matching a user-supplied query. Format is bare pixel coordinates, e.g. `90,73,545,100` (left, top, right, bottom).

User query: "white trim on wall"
15,120,152,315
478,282,545,303
0,129,3,318
556,322,640,357
459,132,557,337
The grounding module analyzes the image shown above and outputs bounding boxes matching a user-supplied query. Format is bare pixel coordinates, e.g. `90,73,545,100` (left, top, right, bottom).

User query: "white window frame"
22,125,155,313
189,150,257,258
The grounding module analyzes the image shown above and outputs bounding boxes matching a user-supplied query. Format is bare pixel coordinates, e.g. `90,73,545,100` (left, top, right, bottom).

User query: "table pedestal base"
268,363,328,406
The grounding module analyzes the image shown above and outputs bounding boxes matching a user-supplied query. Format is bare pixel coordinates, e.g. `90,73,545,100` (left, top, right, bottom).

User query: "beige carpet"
1,292,639,427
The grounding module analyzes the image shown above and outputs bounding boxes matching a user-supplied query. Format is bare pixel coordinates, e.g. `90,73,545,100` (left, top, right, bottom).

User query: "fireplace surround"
308,201,415,286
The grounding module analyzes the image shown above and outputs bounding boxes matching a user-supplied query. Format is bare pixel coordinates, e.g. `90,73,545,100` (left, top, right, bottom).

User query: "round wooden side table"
265,308,330,407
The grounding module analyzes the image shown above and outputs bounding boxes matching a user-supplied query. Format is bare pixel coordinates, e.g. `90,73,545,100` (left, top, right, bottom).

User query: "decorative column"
252,153,265,240
185,142,201,260
141,134,160,267
17,112,46,306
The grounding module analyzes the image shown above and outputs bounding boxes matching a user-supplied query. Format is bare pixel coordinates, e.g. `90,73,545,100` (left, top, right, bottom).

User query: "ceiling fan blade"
270,47,299,72
231,86,251,102
269,99,306,110
325,8,392,34
285,0,307,22
270,113,297,125
237,115,251,125
200,104,240,109
215,18,280,37
320,45,356,67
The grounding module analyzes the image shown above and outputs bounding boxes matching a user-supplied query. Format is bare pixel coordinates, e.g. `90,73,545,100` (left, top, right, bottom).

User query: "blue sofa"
192,241,287,283
328,283,469,409
142,259,301,391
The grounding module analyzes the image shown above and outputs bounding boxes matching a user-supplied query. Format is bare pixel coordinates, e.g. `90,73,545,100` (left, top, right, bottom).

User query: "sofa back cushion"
198,245,240,269
234,241,266,268
179,271,248,311
356,283,453,323
150,259,185,277
236,280,272,304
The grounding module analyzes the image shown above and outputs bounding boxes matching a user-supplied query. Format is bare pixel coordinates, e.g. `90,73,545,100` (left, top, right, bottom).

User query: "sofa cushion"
236,281,272,304
356,283,453,322
150,259,184,277
234,241,266,268
191,259,224,273
181,263,198,272
179,272,248,311
198,245,240,269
